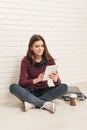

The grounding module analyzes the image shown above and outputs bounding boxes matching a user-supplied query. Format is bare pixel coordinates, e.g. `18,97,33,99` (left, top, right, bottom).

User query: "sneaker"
41,101,56,113
24,102,35,112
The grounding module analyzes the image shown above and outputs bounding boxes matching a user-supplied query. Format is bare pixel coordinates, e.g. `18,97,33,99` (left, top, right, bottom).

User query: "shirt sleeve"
18,58,34,88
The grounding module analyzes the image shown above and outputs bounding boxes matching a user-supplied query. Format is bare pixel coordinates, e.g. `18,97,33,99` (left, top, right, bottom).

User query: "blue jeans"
9,83,68,107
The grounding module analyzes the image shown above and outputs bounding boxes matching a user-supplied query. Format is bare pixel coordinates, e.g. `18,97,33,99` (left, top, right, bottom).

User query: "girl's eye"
41,45,44,47
34,45,44,48
35,45,39,48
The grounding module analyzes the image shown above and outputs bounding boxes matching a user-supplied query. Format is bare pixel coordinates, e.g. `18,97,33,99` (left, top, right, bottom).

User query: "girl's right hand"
38,73,44,82
33,73,44,84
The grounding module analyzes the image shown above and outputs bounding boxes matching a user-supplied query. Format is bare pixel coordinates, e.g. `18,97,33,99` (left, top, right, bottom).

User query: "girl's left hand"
49,71,58,82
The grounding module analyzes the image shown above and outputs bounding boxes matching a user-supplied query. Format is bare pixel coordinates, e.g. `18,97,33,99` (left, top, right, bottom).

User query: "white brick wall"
0,0,87,93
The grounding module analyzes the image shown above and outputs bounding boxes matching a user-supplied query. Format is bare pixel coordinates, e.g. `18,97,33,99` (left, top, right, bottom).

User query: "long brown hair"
26,34,53,64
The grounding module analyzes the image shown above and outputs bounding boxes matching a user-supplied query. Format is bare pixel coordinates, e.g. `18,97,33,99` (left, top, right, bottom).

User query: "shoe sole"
24,102,29,112
52,103,56,113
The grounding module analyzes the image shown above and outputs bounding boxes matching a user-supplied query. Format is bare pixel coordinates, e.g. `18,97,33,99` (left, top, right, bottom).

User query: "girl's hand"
33,73,44,84
49,71,59,82
38,73,44,82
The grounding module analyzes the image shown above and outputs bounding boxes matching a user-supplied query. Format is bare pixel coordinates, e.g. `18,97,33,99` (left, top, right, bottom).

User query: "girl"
9,34,68,113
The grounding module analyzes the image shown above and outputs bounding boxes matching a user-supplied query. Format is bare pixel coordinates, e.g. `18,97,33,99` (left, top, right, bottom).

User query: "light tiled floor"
0,83,87,130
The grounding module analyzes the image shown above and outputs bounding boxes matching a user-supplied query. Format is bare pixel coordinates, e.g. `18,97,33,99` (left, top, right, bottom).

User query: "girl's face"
31,40,44,57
